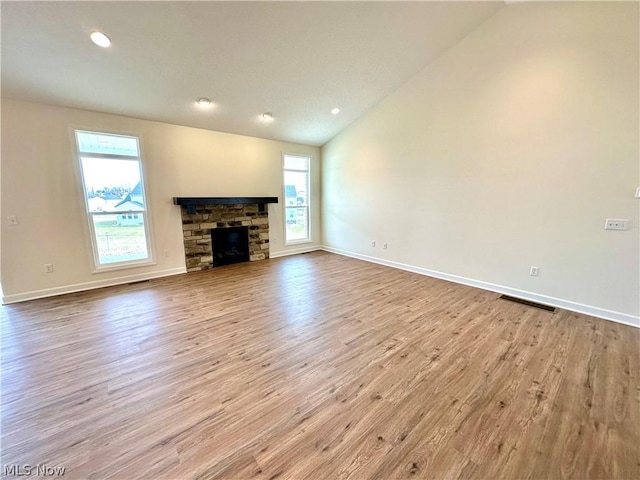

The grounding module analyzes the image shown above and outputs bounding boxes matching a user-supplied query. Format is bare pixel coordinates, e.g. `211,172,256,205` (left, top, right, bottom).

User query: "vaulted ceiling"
1,1,504,146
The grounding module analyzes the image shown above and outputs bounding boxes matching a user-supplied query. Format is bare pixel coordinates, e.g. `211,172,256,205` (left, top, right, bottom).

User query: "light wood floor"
1,251,638,480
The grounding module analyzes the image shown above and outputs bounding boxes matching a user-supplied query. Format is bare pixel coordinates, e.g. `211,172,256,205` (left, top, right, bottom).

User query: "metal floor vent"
499,295,556,312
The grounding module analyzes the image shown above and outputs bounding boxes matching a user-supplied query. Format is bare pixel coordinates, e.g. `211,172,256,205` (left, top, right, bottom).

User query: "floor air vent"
499,295,556,312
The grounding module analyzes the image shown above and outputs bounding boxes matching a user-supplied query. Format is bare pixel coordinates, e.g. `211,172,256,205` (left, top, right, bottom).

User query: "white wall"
1,99,320,301
322,2,639,325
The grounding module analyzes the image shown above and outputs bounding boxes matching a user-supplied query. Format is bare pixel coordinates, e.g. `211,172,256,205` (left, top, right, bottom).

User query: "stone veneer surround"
180,204,269,272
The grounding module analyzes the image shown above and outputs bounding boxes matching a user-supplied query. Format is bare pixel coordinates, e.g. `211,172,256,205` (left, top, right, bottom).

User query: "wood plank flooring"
1,251,638,479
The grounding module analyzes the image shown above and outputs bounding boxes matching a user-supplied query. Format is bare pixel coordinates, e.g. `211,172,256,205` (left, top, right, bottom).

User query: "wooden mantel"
173,197,278,214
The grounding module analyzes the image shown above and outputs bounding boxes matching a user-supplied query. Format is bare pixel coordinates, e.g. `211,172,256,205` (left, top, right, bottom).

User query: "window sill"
284,239,313,246
91,258,156,274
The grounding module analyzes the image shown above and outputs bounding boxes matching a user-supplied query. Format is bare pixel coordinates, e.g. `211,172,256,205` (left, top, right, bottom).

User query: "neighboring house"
284,185,297,206
87,196,106,212
87,193,122,212
114,182,144,225
284,185,297,224
127,181,144,206
115,211,143,226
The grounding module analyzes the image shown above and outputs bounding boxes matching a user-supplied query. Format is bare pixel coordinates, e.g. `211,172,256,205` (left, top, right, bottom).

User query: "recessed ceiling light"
90,31,111,48
196,97,213,108
331,107,341,115
262,112,275,121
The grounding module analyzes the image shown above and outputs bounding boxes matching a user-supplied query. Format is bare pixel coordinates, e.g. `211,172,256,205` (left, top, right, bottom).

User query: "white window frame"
283,154,311,245
74,129,155,272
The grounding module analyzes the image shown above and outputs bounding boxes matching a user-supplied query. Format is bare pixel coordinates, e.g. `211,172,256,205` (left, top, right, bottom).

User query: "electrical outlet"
164,250,169,257
383,242,388,250
371,240,376,247
8,215,18,226
604,219,628,231
44,264,54,273
529,266,539,276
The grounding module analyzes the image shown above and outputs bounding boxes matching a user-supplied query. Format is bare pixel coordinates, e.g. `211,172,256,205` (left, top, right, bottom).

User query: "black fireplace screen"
211,226,250,267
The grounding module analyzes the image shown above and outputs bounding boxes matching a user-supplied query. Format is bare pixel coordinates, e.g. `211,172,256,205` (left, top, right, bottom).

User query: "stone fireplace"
175,197,278,272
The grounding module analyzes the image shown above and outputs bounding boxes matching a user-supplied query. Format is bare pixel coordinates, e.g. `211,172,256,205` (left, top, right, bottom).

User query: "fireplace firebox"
211,226,250,267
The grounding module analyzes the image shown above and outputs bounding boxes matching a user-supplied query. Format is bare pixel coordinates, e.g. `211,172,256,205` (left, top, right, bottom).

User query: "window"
75,130,154,270
283,154,311,244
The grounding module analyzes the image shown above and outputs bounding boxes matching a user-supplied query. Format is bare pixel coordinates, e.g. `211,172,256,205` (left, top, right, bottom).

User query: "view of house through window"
283,154,310,243
75,130,153,268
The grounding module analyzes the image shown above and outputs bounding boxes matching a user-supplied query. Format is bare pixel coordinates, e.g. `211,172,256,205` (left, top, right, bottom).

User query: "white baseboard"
270,245,322,258
2,247,321,304
2,267,187,304
5,248,638,329
321,246,640,328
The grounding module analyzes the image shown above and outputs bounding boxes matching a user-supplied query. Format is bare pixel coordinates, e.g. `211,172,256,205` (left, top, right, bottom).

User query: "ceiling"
1,1,504,147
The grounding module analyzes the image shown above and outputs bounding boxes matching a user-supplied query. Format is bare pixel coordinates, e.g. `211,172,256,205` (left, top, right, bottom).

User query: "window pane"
284,170,308,206
285,207,308,241
92,214,148,264
81,157,144,212
76,129,153,269
76,131,139,156
284,155,309,171
283,154,310,244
